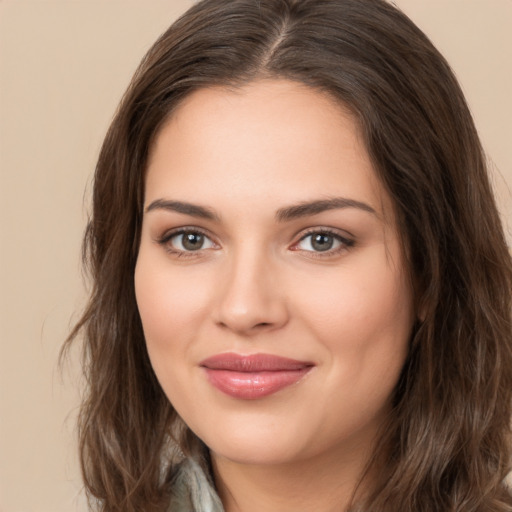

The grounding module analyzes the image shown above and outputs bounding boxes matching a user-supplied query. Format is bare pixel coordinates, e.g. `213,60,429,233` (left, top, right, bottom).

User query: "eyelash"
291,228,355,258
156,227,355,259
156,227,217,259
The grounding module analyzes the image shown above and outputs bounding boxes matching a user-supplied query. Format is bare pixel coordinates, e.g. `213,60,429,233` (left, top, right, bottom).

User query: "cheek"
134,254,214,411
134,255,219,405
135,255,212,346
300,266,411,335
293,252,414,377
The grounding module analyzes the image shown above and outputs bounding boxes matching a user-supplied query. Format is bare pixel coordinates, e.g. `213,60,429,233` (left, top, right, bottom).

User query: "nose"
213,249,289,336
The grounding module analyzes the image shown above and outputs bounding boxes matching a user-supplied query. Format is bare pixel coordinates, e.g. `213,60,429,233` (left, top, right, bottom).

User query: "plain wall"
0,1,510,511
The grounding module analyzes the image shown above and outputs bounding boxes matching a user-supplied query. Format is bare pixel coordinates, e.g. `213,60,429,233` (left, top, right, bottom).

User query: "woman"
65,0,512,510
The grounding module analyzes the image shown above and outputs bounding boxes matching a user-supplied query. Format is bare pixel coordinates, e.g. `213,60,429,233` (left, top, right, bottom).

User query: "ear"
417,302,427,323
414,284,428,323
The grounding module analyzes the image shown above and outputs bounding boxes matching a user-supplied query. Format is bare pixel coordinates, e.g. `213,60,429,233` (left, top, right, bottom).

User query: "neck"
211,441,376,512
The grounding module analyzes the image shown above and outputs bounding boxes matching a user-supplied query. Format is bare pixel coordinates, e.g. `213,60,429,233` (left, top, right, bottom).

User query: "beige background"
0,1,510,511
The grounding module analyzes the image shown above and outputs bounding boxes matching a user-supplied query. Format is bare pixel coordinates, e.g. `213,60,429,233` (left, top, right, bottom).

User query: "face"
135,79,415,467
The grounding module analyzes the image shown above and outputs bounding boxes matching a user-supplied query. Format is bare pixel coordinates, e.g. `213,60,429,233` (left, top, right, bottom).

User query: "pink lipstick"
200,353,314,399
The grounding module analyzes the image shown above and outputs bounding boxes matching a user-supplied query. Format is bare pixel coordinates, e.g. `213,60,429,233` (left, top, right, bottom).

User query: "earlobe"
411,318,423,341
411,274,427,323
417,302,427,323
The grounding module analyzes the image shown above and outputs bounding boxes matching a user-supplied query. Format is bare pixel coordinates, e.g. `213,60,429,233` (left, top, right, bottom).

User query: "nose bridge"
214,242,288,334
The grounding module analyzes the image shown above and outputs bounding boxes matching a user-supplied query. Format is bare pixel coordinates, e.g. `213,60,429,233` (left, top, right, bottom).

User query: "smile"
199,353,314,400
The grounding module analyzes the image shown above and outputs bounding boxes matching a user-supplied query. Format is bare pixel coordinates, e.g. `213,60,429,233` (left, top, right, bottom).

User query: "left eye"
296,232,347,252
169,231,215,252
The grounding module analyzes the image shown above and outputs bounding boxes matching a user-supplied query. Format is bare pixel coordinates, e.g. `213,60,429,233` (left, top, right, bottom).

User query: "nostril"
213,283,290,333
217,320,277,333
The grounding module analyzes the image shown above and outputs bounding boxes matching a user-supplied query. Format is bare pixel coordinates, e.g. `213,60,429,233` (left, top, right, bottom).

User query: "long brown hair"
64,0,512,510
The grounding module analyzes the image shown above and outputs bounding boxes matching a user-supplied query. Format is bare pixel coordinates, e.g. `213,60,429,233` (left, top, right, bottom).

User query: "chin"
209,440,304,467
191,414,320,467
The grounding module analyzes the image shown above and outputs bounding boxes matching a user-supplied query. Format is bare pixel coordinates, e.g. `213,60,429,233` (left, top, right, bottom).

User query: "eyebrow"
275,197,377,222
145,199,220,221
145,196,377,222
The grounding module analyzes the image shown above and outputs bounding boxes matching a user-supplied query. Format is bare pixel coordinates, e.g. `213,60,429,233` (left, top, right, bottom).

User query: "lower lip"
203,367,312,399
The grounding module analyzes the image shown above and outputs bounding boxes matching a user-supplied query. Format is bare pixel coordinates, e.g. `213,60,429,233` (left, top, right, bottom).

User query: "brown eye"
168,231,215,252
295,231,353,254
182,232,204,250
310,233,334,251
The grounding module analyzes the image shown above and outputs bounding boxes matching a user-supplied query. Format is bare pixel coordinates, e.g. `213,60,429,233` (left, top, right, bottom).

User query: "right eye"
159,229,217,254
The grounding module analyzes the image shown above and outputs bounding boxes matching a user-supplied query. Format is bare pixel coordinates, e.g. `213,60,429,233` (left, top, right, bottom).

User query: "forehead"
146,79,394,224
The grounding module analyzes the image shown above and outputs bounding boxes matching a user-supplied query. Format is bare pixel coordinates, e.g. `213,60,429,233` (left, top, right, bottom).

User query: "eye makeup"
155,226,219,258
154,224,356,261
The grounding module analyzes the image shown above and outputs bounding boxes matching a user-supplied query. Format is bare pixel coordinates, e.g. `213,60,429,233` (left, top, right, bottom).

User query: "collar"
168,456,225,512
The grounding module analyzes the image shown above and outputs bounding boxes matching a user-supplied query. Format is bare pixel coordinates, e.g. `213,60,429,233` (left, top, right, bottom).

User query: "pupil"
312,233,333,251
183,233,204,251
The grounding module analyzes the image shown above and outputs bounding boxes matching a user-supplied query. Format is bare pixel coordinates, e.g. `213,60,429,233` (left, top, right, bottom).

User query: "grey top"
168,457,225,512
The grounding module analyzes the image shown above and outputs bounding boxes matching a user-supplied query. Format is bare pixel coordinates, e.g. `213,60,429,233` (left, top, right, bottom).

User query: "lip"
199,353,314,400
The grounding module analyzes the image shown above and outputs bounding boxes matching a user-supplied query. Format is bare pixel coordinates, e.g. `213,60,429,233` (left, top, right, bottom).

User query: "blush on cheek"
135,260,216,369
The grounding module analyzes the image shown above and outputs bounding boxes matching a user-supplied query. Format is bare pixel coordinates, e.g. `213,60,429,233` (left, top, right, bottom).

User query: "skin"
135,79,415,512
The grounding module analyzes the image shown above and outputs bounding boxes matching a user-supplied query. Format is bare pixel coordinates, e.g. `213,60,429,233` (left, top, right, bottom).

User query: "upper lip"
199,353,314,372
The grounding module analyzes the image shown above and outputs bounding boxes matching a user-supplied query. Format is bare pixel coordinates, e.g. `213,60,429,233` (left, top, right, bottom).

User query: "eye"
293,230,354,254
159,229,216,253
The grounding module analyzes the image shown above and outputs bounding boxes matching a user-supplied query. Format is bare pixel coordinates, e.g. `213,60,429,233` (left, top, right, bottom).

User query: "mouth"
199,353,314,400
